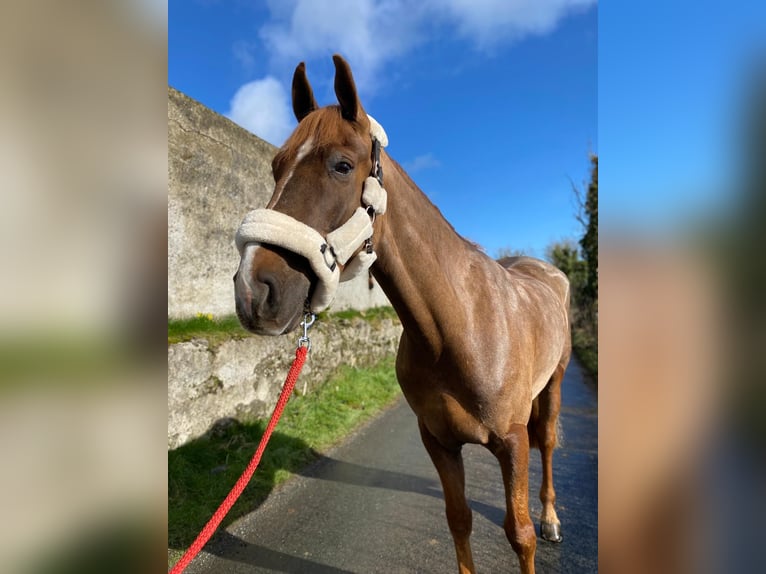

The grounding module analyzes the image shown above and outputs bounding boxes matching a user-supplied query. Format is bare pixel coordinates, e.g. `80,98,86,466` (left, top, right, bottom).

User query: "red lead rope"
169,345,309,574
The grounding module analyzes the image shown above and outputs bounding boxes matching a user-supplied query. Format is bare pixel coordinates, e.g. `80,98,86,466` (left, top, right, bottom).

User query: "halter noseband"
235,116,388,314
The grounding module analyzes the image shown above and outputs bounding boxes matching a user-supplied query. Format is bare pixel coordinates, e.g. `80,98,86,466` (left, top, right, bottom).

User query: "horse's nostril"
253,271,281,315
262,277,280,309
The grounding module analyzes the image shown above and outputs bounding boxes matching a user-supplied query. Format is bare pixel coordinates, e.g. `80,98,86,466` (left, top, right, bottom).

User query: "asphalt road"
187,358,597,573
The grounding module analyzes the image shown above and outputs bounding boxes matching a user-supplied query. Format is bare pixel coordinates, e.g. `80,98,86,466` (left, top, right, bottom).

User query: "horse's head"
234,55,387,335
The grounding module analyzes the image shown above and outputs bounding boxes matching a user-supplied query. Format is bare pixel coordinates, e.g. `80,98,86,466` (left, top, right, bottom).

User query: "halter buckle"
371,138,383,184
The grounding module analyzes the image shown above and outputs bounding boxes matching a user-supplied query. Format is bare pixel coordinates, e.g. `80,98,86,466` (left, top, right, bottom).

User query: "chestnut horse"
234,55,571,574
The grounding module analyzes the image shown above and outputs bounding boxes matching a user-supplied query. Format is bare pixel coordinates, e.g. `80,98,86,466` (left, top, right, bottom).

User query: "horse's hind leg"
418,419,476,574
490,423,537,574
535,362,566,542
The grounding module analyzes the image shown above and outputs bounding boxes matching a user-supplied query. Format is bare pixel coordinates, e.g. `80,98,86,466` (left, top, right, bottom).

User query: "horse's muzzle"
234,243,311,336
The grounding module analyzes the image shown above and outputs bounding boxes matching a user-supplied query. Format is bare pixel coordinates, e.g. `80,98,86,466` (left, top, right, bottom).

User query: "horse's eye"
334,161,353,175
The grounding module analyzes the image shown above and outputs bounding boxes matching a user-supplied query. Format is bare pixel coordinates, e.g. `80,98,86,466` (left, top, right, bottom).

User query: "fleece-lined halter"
235,116,388,313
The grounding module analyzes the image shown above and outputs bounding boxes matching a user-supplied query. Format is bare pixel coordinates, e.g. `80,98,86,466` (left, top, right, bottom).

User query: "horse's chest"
395,350,500,447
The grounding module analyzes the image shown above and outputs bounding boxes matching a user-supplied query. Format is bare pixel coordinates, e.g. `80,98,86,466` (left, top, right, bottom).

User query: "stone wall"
168,317,402,449
168,86,389,318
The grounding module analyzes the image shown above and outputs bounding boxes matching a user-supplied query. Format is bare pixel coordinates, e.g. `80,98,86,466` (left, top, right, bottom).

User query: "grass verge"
318,306,399,324
167,313,248,346
167,307,400,347
168,356,400,566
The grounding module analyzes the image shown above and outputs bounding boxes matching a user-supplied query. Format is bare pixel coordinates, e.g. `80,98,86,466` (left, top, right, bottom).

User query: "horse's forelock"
281,106,368,161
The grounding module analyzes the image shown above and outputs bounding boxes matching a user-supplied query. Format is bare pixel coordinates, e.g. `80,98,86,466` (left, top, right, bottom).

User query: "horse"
233,54,571,574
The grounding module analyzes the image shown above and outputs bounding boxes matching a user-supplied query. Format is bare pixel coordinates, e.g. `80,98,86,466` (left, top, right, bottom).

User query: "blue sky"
169,0,597,259
599,1,766,233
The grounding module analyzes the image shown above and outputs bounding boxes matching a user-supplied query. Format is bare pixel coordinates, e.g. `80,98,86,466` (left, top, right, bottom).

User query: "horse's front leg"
418,419,476,574
491,423,537,574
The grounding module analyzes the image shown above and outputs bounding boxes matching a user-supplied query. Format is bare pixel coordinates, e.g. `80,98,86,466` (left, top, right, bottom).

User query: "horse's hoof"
541,521,562,543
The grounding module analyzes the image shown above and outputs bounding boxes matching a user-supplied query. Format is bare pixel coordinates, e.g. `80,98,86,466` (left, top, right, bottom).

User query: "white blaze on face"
236,137,315,316
235,242,262,307
267,137,314,209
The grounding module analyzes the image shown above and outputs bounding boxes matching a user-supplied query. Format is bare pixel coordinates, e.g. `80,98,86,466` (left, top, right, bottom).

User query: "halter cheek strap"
235,119,388,314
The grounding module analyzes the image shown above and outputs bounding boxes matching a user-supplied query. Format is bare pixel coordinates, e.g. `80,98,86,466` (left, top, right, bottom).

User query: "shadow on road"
206,531,356,574
299,455,507,528
300,455,439,494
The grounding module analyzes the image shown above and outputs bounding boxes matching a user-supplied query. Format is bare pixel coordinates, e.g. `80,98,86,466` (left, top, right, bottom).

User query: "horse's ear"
333,54,364,122
292,62,318,122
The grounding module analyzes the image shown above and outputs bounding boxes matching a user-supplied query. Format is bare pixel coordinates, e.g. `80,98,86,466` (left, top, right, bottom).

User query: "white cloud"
257,0,426,91
404,153,441,173
253,0,595,86
429,0,596,49
226,76,295,146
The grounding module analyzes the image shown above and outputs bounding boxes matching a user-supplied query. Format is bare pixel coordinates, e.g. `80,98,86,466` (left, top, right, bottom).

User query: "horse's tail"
528,416,564,450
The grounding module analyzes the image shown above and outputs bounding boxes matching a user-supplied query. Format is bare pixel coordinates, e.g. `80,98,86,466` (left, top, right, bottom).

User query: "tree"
548,154,598,378
545,240,586,292
578,155,598,303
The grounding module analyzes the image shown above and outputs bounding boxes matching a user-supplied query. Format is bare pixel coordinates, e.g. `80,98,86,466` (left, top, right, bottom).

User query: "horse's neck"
371,158,478,358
